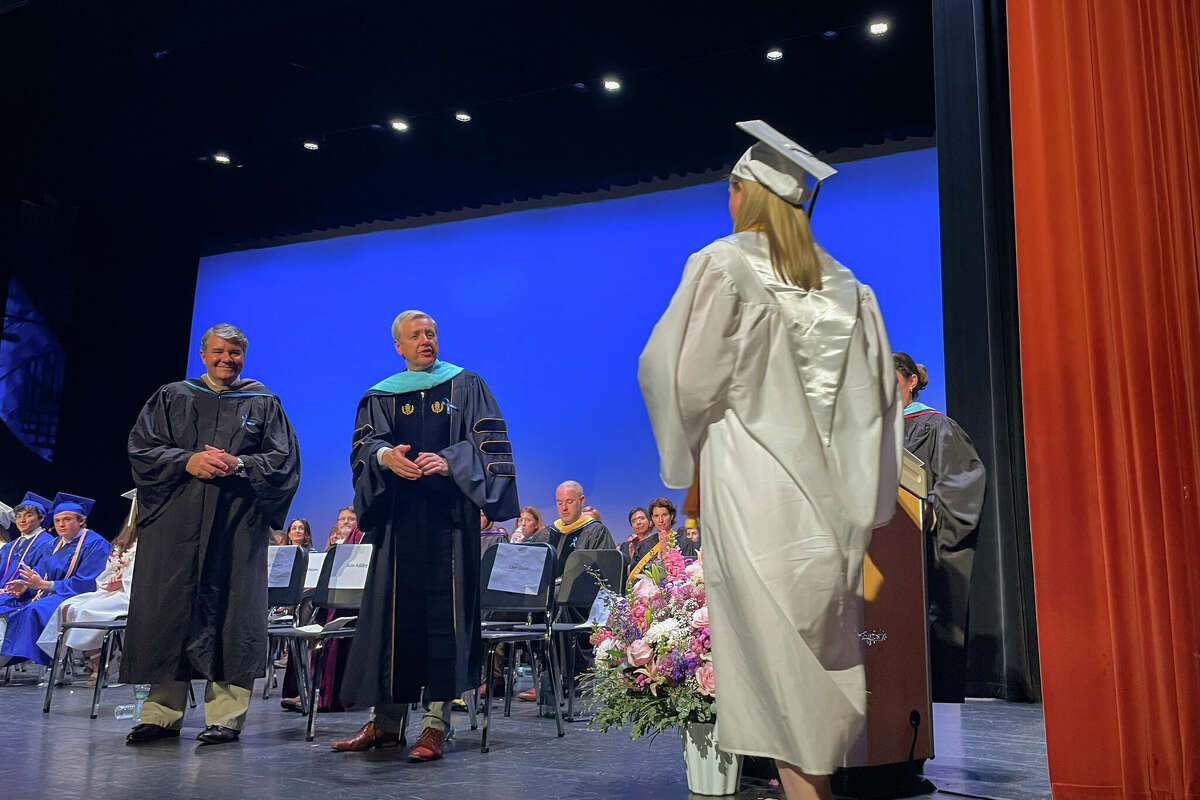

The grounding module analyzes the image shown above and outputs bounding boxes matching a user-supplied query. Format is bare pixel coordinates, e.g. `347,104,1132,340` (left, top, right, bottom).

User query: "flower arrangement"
585,540,715,738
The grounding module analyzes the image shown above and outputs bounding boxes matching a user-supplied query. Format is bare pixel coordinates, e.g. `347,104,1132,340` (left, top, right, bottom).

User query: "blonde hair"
731,179,822,290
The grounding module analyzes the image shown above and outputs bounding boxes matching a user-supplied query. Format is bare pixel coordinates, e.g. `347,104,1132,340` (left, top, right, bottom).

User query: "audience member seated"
269,529,288,546
326,506,360,548
582,505,602,522
480,510,508,553
281,507,363,713
0,492,55,591
627,497,698,587
36,517,138,681
620,506,654,563
683,517,701,547
508,506,544,543
286,518,316,551
0,493,110,667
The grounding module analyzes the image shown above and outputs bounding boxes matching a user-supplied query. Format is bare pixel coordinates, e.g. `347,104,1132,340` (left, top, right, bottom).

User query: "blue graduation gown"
0,529,110,664
0,531,56,616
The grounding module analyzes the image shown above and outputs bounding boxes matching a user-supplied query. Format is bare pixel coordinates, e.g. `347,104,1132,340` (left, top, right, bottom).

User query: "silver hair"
557,480,584,497
391,310,437,341
200,323,249,352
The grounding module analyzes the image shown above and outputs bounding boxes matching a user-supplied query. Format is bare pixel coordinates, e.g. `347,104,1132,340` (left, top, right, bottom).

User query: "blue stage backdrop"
192,147,943,547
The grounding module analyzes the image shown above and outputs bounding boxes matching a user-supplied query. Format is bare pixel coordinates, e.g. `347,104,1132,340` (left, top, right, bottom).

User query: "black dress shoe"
196,725,240,745
126,723,181,744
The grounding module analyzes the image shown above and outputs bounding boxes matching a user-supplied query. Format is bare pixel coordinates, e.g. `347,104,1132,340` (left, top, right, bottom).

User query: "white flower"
643,617,681,644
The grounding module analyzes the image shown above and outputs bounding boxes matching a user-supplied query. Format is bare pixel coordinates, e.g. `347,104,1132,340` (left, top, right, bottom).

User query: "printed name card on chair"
328,544,372,590
304,553,326,590
267,545,300,588
487,542,546,595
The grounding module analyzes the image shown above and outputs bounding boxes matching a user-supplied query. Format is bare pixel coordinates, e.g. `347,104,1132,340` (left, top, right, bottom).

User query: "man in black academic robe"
123,323,300,745
333,310,517,762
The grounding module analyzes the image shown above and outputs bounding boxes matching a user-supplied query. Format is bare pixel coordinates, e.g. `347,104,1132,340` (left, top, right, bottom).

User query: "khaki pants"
139,681,252,731
373,700,451,735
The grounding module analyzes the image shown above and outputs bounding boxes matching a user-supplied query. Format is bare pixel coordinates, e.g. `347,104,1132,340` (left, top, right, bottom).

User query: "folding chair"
261,545,309,701
43,619,197,718
515,548,625,721
267,542,372,742
478,541,563,753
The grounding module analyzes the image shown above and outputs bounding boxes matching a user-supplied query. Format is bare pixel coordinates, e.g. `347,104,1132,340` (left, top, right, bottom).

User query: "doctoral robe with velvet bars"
342,367,518,706
122,377,300,688
638,231,902,773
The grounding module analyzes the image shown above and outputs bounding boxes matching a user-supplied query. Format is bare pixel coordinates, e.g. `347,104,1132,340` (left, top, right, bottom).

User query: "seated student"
36,508,138,680
0,493,110,666
0,492,56,593
683,517,701,548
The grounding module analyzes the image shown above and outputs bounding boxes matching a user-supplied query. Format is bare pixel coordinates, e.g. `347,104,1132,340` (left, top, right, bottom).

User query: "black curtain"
932,0,1040,701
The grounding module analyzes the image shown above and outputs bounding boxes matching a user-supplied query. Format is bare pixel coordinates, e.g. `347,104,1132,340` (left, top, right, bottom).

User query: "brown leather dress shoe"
406,727,446,762
330,721,402,752
517,687,537,702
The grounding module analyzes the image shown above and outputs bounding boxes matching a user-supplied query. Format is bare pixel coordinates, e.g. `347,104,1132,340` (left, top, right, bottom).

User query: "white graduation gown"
37,543,137,656
638,231,901,773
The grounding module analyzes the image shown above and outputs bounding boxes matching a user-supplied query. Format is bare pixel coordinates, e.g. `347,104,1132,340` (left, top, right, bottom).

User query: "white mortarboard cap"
121,488,137,528
731,120,837,213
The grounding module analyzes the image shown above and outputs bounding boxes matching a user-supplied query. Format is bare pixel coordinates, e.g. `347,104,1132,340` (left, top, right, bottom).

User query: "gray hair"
391,310,437,341
557,480,584,497
200,323,249,352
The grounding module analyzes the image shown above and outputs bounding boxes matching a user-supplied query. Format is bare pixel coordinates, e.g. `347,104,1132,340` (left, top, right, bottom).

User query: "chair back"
266,545,308,608
479,541,556,616
556,548,625,611
311,543,372,609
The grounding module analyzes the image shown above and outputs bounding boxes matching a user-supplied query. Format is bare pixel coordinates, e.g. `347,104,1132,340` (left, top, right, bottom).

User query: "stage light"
455,111,472,122
765,48,783,61
390,119,410,132
869,21,889,35
602,77,621,92
823,30,838,40
303,140,319,150
213,153,231,164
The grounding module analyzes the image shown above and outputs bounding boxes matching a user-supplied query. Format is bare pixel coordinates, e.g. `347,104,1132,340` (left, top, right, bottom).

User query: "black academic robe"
342,370,518,706
627,529,698,566
527,518,616,578
904,407,987,703
122,378,300,688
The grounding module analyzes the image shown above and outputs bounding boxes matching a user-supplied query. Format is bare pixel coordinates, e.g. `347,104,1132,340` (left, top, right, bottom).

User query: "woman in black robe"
894,352,986,703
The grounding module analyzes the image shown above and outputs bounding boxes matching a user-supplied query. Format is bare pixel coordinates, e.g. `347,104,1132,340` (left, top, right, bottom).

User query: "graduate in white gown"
638,121,902,800
37,492,139,664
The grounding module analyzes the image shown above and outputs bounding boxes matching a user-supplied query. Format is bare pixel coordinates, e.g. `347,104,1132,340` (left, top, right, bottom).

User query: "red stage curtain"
1007,2,1200,797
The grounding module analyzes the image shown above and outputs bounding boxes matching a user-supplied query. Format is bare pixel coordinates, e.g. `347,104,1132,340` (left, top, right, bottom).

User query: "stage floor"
0,670,1048,800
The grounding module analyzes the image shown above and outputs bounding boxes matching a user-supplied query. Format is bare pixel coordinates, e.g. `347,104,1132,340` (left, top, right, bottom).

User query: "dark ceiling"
5,0,935,252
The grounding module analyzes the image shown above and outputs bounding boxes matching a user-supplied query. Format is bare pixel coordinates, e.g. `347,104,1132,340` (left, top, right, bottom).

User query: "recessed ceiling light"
823,30,838,40
213,153,231,164
869,21,889,35
602,77,621,92
455,111,472,122
390,119,410,132
303,140,319,150
765,48,783,61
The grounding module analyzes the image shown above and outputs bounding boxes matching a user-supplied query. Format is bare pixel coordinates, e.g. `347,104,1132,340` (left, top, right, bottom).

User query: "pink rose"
696,662,715,696
691,606,709,629
632,577,662,604
627,639,654,667
685,561,704,582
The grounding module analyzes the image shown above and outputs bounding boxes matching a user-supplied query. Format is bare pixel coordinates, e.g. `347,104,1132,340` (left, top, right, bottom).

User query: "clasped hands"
186,445,240,480
381,444,449,481
4,565,50,595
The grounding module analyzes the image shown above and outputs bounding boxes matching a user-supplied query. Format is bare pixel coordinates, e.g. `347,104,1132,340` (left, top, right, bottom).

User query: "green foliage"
586,664,715,739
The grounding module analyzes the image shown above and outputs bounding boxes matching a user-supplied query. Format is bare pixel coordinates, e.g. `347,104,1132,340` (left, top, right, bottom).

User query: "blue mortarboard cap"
18,492,53,516
51,492,95,518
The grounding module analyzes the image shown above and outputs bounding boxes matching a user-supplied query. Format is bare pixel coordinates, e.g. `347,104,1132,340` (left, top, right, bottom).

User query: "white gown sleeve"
638,248,741,488
860,287,903,528
121,543,137,594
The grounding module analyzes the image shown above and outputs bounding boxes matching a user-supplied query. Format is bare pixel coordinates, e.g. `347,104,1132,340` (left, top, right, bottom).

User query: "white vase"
681,721,744,796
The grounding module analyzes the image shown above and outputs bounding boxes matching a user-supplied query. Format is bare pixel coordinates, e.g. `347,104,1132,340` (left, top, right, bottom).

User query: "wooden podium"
848,448,934,767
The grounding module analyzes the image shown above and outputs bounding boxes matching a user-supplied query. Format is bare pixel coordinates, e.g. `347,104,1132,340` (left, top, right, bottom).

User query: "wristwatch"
235,457,247,477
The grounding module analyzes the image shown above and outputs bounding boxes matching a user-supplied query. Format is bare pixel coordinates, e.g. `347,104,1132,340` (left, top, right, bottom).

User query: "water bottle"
116,684,151,720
